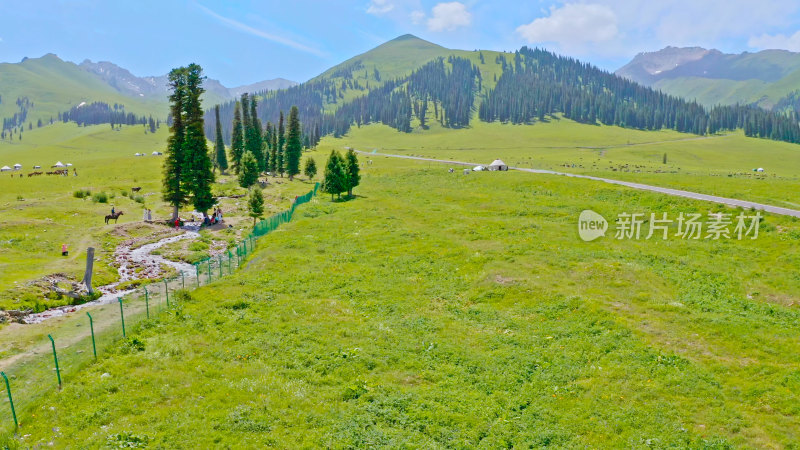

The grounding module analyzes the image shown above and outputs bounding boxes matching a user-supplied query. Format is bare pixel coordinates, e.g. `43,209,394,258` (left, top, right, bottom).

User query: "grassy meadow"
339,119,800,208
2,143,800,447
0,123,312,311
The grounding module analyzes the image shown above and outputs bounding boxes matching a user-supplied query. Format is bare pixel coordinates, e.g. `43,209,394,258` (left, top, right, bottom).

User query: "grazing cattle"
105,211,124,224
131,187,141,193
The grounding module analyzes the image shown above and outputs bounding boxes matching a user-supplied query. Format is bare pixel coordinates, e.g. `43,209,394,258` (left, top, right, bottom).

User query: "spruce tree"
321,150,345,200
238,151,259,188
285,106,302,180
264,122,274,172
182,63,215,218
277,111,285,177
230,103,244,173
270,131,278,176
303,157,317,179
247,96,264,170
344,148,360,197
247,187,265,226
214,105,228,173
162,67,188,220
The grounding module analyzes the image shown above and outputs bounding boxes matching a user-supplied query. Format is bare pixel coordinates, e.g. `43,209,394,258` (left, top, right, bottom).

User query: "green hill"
0,54,166,127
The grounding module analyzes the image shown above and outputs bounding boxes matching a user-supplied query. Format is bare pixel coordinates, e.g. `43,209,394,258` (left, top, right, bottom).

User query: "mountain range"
616,47,800,109
0,53,296,125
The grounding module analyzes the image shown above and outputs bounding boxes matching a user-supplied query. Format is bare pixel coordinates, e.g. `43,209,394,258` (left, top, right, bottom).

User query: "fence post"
207,259,212,282
218,255,223,278
48,334,62,389
195,264,200,288
164,279,170,307
118,298,126,338
1,372,17,430
87,312,97,360
144,286,150,319
181,271,185,290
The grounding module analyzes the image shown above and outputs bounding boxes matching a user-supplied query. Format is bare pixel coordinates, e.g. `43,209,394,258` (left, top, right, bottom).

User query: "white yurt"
13,163,22,170
66,163,73,167
152,151,163,156
53,161,66,168
757,167,765,172
488,159,508,171
473,165,485,171
0,166,11,172
33,165,41,169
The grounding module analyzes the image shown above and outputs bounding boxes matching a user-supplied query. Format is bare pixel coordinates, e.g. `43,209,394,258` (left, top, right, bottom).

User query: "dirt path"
360,150,800,219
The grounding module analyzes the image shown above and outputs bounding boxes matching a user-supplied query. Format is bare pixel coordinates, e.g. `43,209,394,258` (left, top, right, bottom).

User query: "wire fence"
0,183,319,436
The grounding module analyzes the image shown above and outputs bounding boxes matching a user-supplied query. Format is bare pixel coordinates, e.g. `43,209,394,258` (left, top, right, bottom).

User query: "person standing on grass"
147,209,152,222
61,243,68,256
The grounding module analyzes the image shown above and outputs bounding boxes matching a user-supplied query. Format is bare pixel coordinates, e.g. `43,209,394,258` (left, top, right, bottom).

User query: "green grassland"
338,118,800,208
0,123,313,311
4,150,800,447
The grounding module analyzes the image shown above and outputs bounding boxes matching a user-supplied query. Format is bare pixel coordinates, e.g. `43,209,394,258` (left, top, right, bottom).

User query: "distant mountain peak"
391,34,422,42
617,46,800,86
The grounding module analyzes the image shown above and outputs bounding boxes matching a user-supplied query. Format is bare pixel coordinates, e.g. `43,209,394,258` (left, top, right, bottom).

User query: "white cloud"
410,10,426,25
517,3,618,47
427,2,472,32
367,0,394,15
748,30,800,52
195,3,326,57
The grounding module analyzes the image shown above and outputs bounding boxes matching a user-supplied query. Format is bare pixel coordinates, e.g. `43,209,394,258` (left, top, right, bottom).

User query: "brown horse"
105,211,124,224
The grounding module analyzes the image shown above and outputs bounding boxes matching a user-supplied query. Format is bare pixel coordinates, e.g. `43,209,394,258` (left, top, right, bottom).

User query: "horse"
105,211,124,224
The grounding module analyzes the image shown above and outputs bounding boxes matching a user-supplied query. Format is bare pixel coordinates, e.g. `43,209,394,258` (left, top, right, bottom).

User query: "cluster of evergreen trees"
58,102,151,128
321,149,360,200
1,97,34,136
221,93,304,188
478,47,800,143
162,64,215,220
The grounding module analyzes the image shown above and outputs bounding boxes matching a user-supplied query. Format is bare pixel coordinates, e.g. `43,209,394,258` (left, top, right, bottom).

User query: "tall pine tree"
163,67,188,220
264,122,274,173
285,106,302,180
230,102,244,173
247,96,264,171
277,111,285,177
214,105,228,174
182,64,215,218
344,148,360,197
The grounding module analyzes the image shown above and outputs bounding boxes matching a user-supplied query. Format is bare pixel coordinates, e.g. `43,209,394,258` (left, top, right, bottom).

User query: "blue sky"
2,0,800,86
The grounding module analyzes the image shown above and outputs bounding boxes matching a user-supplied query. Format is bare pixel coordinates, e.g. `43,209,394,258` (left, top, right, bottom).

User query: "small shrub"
92,192,108,203
73,189,91,199
121,190,129,197
122,337,146,353
132,195,145,204
106,432,149,448
188,241,209,252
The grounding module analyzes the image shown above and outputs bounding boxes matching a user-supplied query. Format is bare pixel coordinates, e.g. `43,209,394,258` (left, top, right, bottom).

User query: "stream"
23,229,201,324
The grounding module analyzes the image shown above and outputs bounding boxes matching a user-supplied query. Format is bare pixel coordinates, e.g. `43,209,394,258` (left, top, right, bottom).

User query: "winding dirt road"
358,150,800,218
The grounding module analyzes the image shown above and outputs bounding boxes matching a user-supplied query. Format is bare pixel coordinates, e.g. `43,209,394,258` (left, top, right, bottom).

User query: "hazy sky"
2,0,800,86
